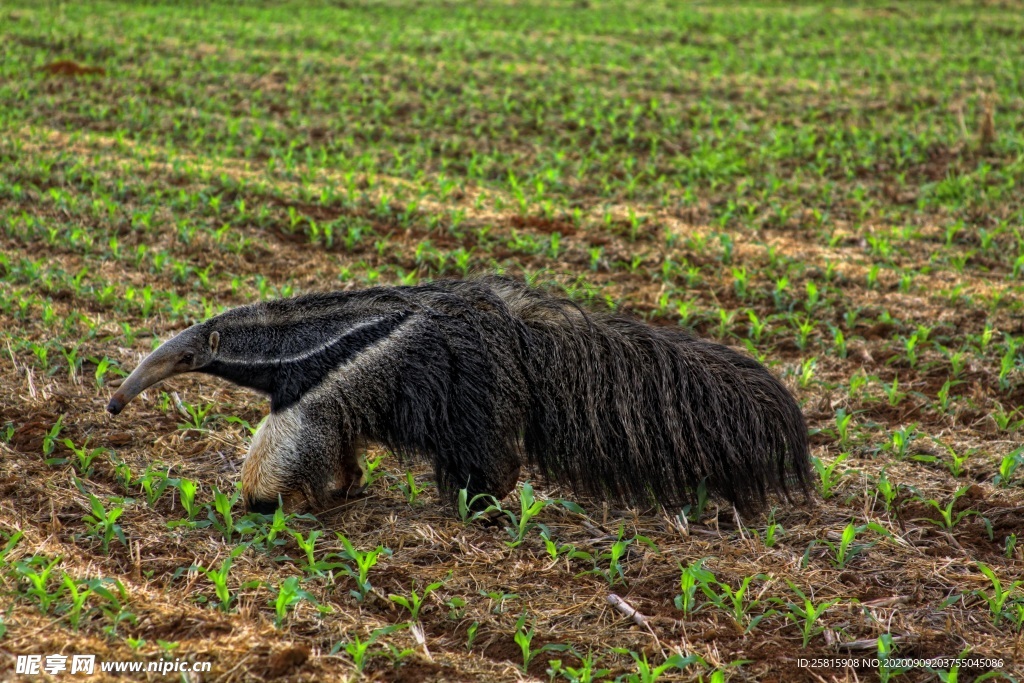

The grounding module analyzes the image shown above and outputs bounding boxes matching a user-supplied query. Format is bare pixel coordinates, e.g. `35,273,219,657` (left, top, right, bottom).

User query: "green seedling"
203,547,243,612
760,509,784,547
1005,534,1018,560
873,468,899,513
92,357,115,388
830,325,847,358
818,522,891,569
794,316,817,350
362,454,387,487
877,633,911,683
612,649,700,683
177,479,201,520
331,625,405,673
975,562,1024,627
513,612,570,673
540,529,577,561
15,556,64,613
935,380,962,413
747,310,766,342
208,485,241,542
799,357,816,388
0,529,23,565
992,404,1024,432
248,504,300,551
82,493,127,554
480,589,519,614
681,479,711,522
466,621,480,649
445,595,466,619
847,371,869,400
291,529,343,576
138,465,178,507
337,533,390,602
62,575,97,631
782,581,839,647
456,488,502,524
885,377,906,406
41,415,65,457
834,408,856,449
675,559,716,615
503,481,550,547
701,573,772,632
85,576,133,635
396,470,427,505
575,525,655,586
389,576,447,623
272,576,319,628
933,441,973,478
61,439,107,476
994,447,1023,487
888,424,918,459
812,454,851,499
916,486,979,530
109,456,133,489
224,415,258,436
179,400,216,430
547,651,610,683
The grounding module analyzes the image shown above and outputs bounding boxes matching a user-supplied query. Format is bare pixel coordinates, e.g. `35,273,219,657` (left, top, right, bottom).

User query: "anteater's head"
107,325,220,415
105,292,412,514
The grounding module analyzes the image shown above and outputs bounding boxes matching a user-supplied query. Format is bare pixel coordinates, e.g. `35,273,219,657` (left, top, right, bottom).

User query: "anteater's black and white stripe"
108,277,811,516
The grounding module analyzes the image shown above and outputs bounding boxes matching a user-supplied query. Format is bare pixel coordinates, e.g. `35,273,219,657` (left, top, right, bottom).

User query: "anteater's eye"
181,352,194,365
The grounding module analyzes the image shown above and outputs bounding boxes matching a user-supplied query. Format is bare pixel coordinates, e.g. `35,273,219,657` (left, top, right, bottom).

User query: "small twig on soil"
4,614,67,648
49,497,60,535
732,507,747,541
170,391,190,419
607,593,649,629
221,653,256,683
839,635,907,651
607,593,665,657
411,621,432,660
5,338,18,373
943,531,966,554
861,596,909,609
664,509,688,538
25,366,36,400
132,538,143,580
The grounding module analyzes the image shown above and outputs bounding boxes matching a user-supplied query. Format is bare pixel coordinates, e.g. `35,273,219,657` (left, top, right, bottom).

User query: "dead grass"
2,1,1024,681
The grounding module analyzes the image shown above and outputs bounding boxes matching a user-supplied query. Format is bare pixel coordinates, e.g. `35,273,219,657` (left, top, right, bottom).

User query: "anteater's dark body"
108,278,810,516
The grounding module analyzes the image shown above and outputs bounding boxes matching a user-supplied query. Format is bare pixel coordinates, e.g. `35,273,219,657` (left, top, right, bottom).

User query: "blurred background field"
1,1,1023,681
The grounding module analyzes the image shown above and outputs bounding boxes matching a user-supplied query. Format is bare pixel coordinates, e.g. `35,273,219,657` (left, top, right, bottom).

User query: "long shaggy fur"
110,277,812,516
346,277,810,515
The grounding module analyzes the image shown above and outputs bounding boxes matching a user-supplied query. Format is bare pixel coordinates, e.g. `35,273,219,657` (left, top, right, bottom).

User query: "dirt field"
1,1,1023,681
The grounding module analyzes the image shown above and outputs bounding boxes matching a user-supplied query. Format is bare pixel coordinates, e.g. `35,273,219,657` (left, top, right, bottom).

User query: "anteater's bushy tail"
488,279,811,515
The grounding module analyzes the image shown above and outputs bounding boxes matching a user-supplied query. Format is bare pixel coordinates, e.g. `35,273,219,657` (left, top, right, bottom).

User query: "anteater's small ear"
208,330,220,354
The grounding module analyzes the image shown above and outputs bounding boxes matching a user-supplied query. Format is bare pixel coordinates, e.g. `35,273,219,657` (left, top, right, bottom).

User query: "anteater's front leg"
242,409,304,513
242,405,361,513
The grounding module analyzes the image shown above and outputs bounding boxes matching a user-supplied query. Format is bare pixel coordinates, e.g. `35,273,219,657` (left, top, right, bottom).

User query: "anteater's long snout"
106,395,126,415
106,345,180,416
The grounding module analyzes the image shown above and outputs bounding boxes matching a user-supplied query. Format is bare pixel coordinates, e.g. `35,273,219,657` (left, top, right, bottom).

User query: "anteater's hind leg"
450,453,522,511
325,442,368,506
